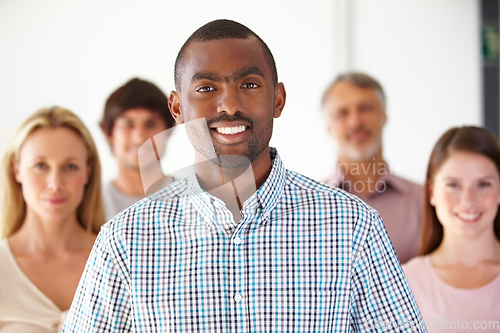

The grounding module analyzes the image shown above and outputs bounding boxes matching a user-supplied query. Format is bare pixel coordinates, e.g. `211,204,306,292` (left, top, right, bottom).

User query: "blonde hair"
0,106,105,238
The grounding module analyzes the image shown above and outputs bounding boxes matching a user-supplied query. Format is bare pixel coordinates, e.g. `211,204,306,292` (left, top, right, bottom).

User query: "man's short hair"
322,72,386,110
174,19,278,90
100,78,176,136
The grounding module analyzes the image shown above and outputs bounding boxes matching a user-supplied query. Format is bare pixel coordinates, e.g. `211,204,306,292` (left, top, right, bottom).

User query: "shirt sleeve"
350,211,427,332
62,225,133,332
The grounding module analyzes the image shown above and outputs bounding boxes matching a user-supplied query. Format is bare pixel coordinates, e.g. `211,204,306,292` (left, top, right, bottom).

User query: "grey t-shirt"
102,181,143,221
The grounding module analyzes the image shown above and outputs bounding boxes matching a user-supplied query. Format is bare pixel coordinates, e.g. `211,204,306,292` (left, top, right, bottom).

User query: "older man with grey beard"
323,72,423,263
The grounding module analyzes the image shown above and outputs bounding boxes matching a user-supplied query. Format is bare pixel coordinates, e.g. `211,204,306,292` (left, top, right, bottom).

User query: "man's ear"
273,82,286,119
169,91,185,124
100,123,114,146
381,111,388,127
326,120,335,138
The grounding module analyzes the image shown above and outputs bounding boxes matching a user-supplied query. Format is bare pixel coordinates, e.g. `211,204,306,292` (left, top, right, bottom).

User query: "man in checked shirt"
63,19,426,332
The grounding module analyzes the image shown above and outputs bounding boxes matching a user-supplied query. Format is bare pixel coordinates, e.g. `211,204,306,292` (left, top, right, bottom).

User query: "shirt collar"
187,165,216,226
187,147,286,225
326,163,407,196
253,147,286,223
377,172,408,194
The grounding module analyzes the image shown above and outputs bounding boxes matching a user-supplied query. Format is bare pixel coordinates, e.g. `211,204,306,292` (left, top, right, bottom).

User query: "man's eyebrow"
190,67,265,84
191,72,222,84
191,72,222,83
232,66,265,81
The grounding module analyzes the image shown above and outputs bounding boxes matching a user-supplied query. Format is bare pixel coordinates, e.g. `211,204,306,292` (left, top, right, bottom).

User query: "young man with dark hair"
100,78,176,220
64,20,425,332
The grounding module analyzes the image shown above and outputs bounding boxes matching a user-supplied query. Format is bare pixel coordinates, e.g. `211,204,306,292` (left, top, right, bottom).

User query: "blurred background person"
322,72,422,263
100,78,176,220
0,107,105,332
403,126,500,332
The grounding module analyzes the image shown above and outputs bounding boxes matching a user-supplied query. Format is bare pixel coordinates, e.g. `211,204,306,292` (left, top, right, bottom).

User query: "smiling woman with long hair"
0,107,105,332
403,126,500,332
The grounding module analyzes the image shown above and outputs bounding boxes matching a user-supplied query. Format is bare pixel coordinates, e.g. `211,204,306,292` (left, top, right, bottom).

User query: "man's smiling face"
169,37,285,168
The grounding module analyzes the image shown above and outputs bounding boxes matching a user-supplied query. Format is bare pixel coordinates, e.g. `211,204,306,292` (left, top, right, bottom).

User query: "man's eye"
197,86,215,93
117,121,133,129
336,110,348,119
359,104,375,112
242,82,259,89
146,121,159,129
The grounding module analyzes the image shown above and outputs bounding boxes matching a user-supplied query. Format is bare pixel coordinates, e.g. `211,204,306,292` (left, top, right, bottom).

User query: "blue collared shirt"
63,149,425,332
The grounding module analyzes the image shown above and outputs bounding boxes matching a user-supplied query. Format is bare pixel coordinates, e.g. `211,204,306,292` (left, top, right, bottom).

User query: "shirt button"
233,236,241,245
234,292,242,302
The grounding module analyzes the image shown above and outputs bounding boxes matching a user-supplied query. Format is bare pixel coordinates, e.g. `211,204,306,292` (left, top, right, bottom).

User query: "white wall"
348,0,481,183
0,0,480,186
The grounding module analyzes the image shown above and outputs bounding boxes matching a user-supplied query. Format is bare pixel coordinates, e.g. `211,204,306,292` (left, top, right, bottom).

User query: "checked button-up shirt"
63,148,426,332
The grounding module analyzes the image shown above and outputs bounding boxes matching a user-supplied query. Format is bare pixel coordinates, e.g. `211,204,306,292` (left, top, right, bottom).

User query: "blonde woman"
0,107,105,332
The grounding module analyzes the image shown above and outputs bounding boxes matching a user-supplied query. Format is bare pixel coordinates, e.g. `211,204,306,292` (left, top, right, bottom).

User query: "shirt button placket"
232,235,243,306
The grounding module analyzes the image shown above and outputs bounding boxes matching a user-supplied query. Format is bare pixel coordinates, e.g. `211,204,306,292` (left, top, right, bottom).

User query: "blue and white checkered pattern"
63,149,425,332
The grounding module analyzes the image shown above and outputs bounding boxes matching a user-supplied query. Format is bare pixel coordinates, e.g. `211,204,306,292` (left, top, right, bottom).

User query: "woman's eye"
479,181,492,188
65,164,79,171
445,182,459,188
34,162,47,170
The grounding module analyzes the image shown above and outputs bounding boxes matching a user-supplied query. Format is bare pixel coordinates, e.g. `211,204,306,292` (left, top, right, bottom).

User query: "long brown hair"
419,126,500,255
1,106,105,237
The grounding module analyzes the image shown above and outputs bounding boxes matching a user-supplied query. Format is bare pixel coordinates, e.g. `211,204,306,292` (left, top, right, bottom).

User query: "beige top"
0,239,67,333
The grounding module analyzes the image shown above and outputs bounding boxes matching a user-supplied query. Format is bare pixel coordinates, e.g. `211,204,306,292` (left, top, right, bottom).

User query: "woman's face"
431,150,500,239
13,127,91,223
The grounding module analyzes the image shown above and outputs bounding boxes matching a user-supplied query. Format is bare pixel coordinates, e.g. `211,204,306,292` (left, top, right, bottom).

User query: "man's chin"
123,156,154,172
208,154,252,169
343,145,379,162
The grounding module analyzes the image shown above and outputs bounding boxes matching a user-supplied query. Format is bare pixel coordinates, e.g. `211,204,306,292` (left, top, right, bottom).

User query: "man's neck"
195,148,273,222
113,166,145,197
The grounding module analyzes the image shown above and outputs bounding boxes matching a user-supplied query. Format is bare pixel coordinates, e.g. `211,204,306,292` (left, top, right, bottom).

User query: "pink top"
325,167,423,263
403,256,500,333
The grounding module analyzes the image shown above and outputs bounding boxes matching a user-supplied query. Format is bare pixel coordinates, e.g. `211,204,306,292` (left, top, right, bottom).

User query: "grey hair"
322,72,386,110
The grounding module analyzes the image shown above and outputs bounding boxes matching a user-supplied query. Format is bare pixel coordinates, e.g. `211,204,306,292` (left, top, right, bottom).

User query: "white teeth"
216,126,246,135
457,211,481,221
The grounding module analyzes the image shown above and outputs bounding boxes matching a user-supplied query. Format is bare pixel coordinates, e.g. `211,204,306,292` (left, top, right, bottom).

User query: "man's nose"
346,110,363,128
131,126,151,145
217,88,242,115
